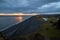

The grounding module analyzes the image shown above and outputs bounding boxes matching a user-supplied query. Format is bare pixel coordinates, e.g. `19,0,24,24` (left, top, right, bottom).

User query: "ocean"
0,16,31,31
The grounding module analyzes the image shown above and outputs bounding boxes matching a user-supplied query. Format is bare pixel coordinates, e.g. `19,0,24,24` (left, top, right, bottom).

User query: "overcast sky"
0,0,60,13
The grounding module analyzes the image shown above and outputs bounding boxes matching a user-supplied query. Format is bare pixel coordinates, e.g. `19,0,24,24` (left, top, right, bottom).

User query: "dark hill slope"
1,16,44,39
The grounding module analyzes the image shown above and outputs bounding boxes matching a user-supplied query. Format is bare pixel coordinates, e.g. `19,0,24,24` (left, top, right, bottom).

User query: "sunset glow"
0,13,39,16
17,16,23,22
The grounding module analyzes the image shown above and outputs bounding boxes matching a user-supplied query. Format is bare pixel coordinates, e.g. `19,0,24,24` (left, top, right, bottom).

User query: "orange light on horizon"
17,16,23,22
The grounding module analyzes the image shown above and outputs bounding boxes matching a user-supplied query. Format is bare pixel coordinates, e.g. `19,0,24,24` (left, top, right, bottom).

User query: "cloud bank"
35,2,60,13
0,0,60,13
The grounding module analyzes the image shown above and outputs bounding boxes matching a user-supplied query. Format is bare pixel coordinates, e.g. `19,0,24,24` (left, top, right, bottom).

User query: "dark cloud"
0,0,5,3
0,0,60,13
35,2,60,13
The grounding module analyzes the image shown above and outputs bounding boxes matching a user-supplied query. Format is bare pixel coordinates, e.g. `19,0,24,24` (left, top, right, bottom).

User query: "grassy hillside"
0,16,60,40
